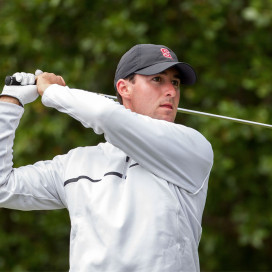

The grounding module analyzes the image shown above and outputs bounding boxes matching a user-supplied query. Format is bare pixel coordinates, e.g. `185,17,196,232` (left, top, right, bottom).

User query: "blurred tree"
0,0,271,270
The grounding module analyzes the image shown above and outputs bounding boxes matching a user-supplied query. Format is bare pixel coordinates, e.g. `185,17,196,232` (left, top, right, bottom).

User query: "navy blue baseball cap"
114,44,196,88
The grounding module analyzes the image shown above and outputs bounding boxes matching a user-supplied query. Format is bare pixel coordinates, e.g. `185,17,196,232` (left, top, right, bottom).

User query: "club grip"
5,76,21,86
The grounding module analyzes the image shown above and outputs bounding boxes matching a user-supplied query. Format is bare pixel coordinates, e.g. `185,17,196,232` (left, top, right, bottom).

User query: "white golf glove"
1,70,43,106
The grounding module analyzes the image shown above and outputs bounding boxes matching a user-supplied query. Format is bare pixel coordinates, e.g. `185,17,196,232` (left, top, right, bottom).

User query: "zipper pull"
122,156,130,179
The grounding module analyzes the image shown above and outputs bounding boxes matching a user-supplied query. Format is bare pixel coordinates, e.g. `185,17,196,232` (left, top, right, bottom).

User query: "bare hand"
36,72,66,96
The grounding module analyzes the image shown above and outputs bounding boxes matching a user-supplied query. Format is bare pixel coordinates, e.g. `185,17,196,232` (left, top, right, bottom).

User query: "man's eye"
172,80,180,87
152,76,161,82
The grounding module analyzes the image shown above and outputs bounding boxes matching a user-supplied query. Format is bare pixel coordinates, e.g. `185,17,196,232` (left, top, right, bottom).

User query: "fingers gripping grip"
5,76,22,86
5,69,43,86
2,70,43,105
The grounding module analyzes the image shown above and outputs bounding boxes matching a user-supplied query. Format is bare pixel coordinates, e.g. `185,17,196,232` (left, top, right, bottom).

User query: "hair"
116,73,136,104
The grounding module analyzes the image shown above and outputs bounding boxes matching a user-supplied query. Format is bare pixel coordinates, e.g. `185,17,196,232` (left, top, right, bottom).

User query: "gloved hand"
1,70,43,106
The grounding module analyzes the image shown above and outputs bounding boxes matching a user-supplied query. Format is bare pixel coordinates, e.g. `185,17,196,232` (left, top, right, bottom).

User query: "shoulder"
65,144,104,157
59,142,117,160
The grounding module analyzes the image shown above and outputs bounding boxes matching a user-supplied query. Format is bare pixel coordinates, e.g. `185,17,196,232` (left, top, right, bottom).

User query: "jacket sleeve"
42,85,214,194
0,101,66,210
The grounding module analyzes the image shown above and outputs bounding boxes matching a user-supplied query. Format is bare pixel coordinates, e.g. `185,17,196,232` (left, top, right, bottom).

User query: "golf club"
5,75,272,129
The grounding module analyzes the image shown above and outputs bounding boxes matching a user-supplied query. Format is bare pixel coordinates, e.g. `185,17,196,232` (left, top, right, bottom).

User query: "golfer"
0,44,213,271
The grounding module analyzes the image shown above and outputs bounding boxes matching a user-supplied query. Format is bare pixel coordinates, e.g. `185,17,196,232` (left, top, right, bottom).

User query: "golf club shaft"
103,94,272,129
5,76,272,129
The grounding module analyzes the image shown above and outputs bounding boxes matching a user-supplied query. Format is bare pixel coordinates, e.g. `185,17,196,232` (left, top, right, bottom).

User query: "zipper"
122,156,130,179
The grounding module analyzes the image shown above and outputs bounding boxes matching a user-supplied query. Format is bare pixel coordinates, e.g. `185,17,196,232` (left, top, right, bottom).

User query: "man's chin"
155,108,177,122
155,114,175,123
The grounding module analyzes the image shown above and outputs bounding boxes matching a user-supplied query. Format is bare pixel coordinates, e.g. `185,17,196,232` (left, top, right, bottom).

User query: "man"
0,44,213,271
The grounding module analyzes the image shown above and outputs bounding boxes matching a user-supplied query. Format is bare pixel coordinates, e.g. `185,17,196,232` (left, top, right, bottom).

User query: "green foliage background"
0,0,272,271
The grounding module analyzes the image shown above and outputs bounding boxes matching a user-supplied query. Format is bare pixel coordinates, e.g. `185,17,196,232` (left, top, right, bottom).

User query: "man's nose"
164,82,177,97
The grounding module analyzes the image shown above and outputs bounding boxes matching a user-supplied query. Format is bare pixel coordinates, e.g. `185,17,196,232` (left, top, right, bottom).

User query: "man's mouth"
160,103,173,110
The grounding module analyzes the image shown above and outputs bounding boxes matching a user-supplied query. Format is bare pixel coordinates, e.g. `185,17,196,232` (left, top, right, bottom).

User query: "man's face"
124,67,181,123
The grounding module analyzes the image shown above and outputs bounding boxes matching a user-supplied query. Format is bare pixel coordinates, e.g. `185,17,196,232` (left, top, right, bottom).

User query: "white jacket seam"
5,189,60,201
190,166,212,196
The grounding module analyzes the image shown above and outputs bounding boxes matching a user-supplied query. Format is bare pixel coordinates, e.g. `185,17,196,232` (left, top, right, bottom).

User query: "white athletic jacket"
0,85,213,272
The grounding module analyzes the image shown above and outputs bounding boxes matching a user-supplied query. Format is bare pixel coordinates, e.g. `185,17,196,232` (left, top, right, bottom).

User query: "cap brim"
135,62,196,85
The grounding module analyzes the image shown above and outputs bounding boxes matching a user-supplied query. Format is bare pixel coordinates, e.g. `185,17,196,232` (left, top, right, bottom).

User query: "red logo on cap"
161,48,173,59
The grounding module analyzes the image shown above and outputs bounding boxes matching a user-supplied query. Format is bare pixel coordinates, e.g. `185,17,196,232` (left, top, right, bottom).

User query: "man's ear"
116,79,132,102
